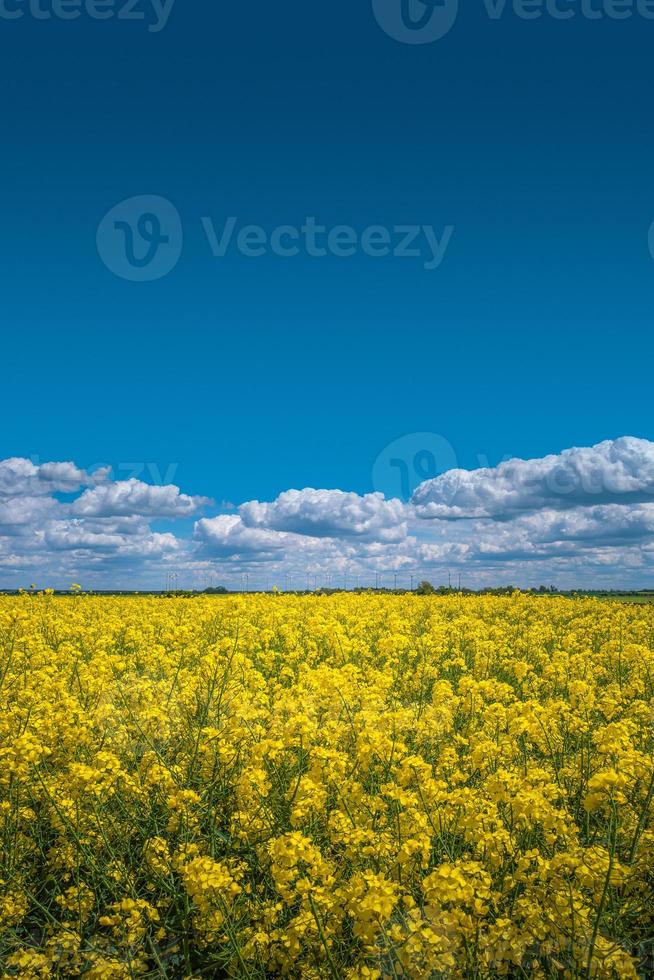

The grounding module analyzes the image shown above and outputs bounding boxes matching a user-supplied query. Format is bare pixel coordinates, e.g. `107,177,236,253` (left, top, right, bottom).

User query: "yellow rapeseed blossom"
0,592,653,976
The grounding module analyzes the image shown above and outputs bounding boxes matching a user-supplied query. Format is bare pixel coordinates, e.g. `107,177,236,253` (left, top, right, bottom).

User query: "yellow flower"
0,592,647,977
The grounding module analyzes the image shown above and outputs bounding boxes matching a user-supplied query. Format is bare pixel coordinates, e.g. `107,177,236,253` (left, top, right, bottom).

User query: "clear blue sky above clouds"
1,0,654,588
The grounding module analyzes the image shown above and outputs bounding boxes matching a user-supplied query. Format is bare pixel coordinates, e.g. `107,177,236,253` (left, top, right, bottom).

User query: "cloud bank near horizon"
1,437,654,590
412,437,654,519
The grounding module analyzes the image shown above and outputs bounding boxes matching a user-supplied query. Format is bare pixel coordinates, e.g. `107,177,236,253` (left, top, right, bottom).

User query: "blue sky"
1,0,654,588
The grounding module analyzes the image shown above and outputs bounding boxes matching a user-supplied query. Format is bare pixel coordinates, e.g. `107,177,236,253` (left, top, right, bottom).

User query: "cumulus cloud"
240,489,407,543
408,503,654,569
0,496,59,531
194,515,295,562
412,437,654,520
1,439,654,590
0,464,206,587
72,479,212,519
0,458,104,498
44,520,180,557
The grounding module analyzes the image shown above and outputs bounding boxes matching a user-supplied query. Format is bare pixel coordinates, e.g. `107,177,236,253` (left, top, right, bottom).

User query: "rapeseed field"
1,593,653,977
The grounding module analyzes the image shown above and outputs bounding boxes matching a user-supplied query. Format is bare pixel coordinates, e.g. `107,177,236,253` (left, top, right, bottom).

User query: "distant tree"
203,586,228,595
416,580,436,595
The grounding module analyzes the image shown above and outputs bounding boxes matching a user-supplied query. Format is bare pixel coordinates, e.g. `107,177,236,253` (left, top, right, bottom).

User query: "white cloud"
72,479,212,519
240,488,407,542
195,515,299,562
44,520,180,557
0,495,59,531
1,438,654,590
0,466,204,587
412,437,654,519
0,458,104,498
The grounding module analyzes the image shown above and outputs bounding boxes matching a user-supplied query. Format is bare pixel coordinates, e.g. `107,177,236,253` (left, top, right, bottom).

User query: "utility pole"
410,574,414,591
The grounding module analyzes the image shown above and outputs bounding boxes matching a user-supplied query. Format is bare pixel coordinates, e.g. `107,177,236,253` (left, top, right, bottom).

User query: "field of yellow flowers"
1,593,653,978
